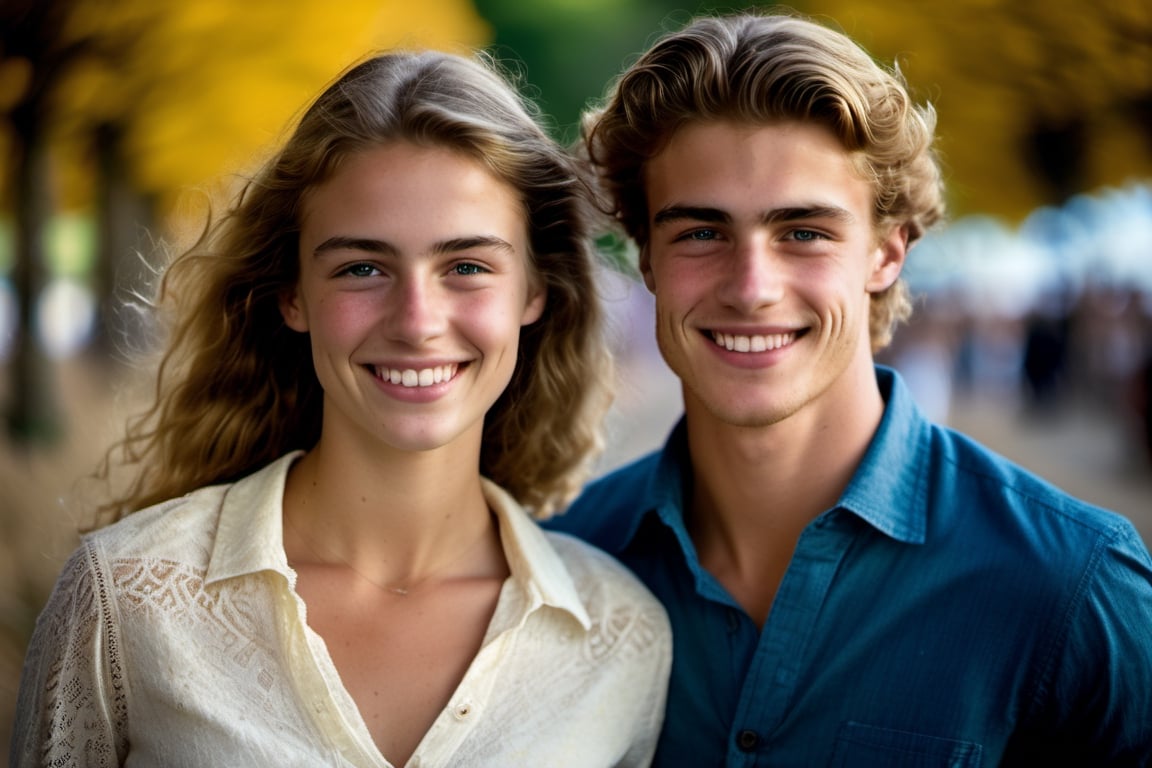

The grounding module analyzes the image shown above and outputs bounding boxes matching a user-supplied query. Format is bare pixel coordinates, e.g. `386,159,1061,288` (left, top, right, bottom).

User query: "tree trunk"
5,110,62,446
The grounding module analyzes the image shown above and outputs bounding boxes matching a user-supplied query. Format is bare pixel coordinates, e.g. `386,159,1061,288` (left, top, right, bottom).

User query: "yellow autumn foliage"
53,0,491,208
807,0,1152,218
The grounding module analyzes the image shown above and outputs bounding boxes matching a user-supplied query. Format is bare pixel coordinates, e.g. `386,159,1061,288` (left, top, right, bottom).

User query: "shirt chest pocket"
832,722,983,768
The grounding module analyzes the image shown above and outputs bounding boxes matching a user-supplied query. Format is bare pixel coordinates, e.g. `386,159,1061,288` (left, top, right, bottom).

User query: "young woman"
11,50,670,767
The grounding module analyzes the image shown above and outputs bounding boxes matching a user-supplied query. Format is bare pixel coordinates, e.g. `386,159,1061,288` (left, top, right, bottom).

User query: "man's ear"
279,285,309,332
639,245,656,293
866,224,909,294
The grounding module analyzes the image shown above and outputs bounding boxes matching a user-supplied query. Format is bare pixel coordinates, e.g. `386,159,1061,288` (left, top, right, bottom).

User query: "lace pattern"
12,544,127,767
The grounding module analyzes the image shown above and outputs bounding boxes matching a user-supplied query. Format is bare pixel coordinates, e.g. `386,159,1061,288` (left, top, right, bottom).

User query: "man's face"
641,120,906,431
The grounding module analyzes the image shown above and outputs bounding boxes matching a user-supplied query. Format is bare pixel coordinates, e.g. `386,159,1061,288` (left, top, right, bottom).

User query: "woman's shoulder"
542,531,669,624
83,482,230,563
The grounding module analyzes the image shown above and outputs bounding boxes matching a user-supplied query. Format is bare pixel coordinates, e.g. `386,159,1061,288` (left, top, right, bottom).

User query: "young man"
548,11,1152,766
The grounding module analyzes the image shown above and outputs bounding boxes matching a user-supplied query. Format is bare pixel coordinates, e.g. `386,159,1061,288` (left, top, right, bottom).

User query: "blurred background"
2,0,1150,751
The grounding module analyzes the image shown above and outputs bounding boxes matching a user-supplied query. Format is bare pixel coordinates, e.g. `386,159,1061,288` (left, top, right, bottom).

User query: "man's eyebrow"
652,204,857,227
763,206,857,224
652,206,731,226
312,235,515,257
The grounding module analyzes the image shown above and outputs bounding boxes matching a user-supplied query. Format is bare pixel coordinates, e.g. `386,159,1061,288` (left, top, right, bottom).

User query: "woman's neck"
281,436,497,590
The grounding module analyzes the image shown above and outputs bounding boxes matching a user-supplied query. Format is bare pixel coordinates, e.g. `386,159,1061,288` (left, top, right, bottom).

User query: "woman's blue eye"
453,262,487,276
343,263,378,277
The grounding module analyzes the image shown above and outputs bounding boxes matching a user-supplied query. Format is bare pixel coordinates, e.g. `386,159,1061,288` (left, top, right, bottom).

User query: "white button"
452,701,473,720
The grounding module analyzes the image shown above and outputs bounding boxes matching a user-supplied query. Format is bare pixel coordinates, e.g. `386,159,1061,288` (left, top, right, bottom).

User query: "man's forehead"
642,120,873,222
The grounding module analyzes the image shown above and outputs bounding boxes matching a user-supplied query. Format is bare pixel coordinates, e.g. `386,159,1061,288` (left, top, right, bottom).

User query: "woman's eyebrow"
431,235,516,255
312,234,515,258
312,236,396,257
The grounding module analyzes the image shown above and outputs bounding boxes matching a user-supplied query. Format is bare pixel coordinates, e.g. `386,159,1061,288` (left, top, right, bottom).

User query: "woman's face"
282,141,544,456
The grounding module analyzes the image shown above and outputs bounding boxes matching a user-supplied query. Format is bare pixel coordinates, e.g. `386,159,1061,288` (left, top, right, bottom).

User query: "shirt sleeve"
10,541,129,768
1032,520,1152,762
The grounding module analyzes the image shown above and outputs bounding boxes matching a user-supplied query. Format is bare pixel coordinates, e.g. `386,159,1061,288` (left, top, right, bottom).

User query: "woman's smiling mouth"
372,363,460,387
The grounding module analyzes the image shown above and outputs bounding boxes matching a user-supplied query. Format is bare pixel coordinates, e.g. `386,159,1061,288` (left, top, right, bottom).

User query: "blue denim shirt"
547,367,1152,766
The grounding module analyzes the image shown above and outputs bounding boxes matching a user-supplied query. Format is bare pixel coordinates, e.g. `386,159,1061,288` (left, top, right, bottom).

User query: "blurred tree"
0,0,79,444
808,0,1152,218
0,0,490,446
473,0,752,144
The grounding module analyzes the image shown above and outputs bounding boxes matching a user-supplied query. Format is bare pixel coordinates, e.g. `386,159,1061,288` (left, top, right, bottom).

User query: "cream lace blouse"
11,453,671,767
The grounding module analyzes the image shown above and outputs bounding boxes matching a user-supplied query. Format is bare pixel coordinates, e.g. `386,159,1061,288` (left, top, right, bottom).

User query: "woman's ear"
866,224,909,294
279,285,309,332
521,281,546,326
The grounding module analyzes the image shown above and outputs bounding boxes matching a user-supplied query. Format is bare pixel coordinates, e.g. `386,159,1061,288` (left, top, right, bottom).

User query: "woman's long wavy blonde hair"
97,50,611,524
583,11,947,351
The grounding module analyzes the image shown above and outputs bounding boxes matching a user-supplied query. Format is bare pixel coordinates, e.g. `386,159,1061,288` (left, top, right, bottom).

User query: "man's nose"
717,236,784,311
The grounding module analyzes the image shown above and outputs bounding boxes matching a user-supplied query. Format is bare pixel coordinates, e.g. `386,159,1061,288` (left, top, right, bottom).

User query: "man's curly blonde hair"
584,11,946,350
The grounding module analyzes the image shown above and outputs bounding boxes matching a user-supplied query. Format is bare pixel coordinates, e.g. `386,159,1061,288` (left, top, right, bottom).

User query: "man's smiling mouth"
710,331,798,352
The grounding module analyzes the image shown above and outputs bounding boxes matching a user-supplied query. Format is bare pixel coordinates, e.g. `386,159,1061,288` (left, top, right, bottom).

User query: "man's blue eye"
453,263,486,275
688,229,717,241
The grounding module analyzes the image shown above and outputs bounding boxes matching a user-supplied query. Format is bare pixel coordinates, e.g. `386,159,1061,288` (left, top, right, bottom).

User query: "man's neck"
682,364,886,625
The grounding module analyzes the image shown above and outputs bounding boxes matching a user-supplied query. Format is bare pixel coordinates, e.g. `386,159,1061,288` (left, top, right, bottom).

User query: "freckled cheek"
311,297,387,344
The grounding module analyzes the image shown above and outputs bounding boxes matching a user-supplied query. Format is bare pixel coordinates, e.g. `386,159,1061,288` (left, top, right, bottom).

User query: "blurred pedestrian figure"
1021,307,1068,411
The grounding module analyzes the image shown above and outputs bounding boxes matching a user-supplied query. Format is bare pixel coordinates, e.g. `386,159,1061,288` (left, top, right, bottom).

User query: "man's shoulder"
927,422,1145,556
580,450,665,507
545,450,665,547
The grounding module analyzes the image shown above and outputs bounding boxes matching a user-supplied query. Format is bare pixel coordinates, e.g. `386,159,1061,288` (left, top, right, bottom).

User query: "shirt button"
736,729,760,752
452,702,473,720
726,609,742,632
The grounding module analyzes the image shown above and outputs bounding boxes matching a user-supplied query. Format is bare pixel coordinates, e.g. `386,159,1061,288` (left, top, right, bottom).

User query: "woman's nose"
389,276,446,343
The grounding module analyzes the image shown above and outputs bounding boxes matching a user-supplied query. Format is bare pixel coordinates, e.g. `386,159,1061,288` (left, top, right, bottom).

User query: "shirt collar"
836,365,931,544
205,451,301,586
482,478,592,629
205,453,590,627
617,365,931,551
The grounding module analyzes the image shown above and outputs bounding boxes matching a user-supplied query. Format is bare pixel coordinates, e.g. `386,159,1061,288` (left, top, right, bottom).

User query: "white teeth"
711,331,796,352
377,364,458,387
